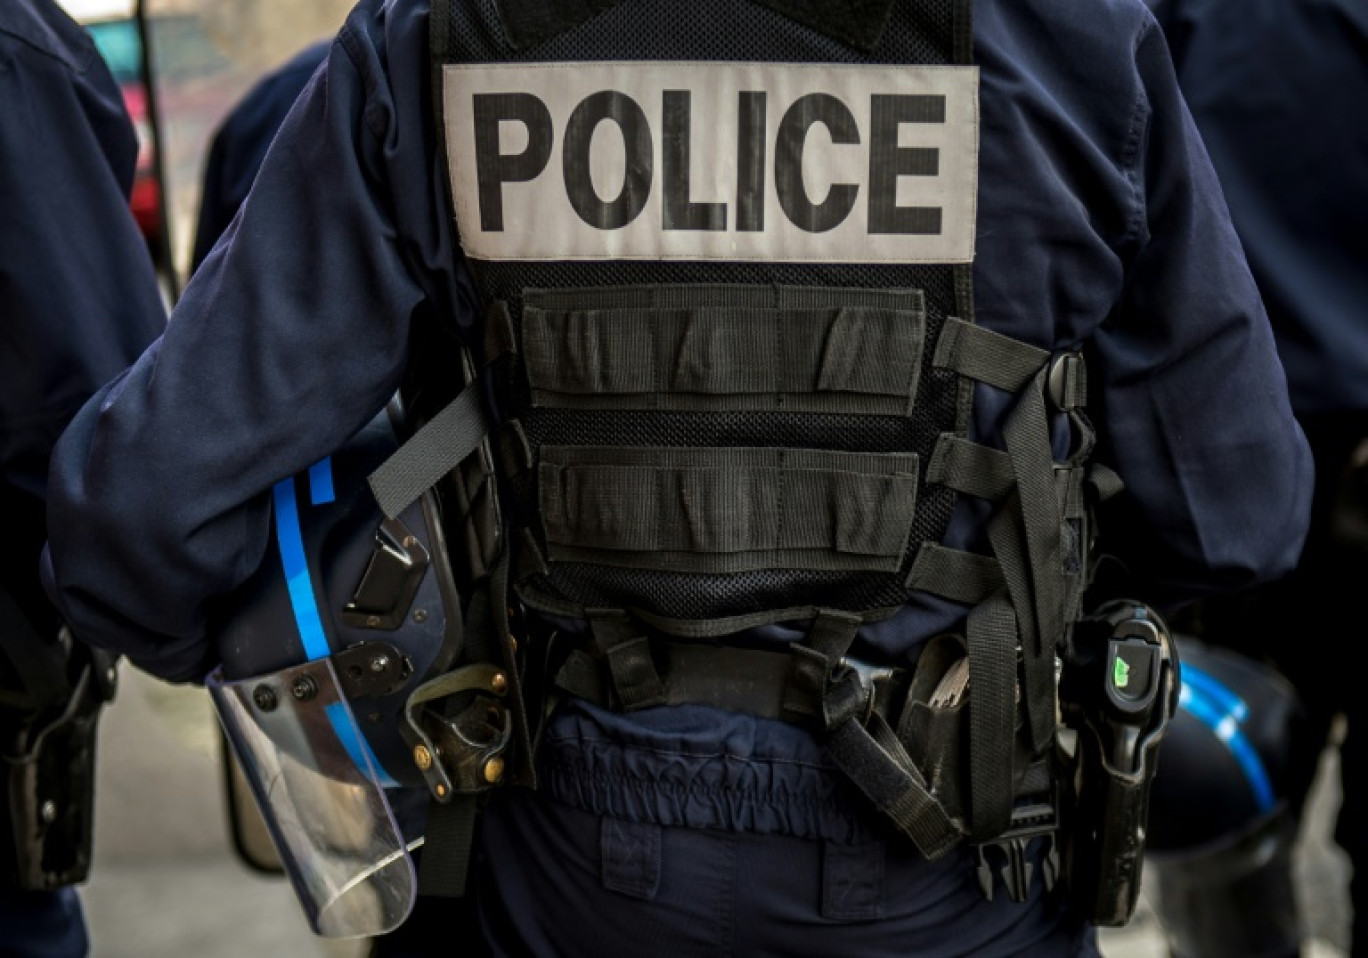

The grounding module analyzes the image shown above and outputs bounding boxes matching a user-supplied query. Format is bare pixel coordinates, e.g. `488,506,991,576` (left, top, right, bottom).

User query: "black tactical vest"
378,0,1102,872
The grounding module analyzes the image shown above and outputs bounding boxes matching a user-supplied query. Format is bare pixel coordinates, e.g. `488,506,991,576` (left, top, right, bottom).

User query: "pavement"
78,668,1353,957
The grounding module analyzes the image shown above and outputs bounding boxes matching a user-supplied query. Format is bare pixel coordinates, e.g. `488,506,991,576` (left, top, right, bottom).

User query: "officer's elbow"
1207,439,1314,591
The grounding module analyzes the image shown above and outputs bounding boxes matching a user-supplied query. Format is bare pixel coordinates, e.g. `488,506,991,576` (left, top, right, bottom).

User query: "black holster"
3,621,118,891
1058,600,1180,926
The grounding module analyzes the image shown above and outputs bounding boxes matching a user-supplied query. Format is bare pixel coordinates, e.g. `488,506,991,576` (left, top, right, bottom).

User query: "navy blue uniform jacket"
42,0,1311,948
1147,0,1368,416
190,41,331,273
1,0,165,634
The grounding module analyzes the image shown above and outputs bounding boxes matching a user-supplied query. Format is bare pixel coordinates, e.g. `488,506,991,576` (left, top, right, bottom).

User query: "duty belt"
548,617,1059,890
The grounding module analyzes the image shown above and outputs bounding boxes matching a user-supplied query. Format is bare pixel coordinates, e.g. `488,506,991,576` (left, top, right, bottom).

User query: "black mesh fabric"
451,0,959,66
439,0,973,628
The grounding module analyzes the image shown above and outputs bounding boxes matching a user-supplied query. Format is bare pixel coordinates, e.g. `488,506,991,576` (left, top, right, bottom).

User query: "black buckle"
972,796,1062,903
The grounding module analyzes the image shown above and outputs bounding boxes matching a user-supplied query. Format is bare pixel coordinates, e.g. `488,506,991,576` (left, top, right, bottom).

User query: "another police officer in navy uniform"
1146,0,1368,954
191,40,331,273
43,0,1311,955
1,0,166,953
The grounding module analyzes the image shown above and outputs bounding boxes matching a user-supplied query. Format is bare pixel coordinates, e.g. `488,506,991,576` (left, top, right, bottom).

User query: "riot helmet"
206,406,482,938
1144,635,1312,958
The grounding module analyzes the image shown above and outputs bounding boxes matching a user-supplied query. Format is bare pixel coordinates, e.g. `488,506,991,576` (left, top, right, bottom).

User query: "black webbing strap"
936,320,1072,752
781,610,861,721
926,434,1014,502
904,544,1004,604
368,380,492,520
933,318,1049,394
1088,462,1125,502
963,593,1018,839
1000,366,1066,754
417,796,478,897
415,551,533,899
587,610,668,711
788,611,962,859
826,711,961,859
554,642,798,719
0,586,67,712
415,588,491,900
930,323,1076,834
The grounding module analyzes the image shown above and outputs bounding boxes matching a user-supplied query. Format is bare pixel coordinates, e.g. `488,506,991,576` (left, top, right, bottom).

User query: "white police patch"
443,61,978,264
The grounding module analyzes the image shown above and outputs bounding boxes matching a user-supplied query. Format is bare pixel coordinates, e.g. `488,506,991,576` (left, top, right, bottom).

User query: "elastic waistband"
536,701,880,844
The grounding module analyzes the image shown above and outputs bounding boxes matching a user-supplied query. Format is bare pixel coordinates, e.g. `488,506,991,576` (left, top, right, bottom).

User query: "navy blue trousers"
375,790,1098,957
0,889,88,958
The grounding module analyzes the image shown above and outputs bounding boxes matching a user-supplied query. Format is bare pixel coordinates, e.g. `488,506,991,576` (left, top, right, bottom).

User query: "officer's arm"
43,4,450,682
1086,17,1312,605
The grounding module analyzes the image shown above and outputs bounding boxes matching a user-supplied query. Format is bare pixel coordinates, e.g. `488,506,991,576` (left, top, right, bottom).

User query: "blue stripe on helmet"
272,476,332,662
1182,663,1249,723
325,702,400,789
308,457,335,506
1178,679,1275,813
276,467,400,788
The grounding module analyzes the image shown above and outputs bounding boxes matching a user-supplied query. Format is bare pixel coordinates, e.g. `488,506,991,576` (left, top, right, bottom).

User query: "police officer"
1,0,167,953
1145,0,1368,953
42,0,1311,955
191,39,331,273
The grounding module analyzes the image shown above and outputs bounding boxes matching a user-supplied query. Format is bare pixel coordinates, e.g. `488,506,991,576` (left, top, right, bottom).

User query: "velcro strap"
368,380,492,519
539,446,919,574
933,317,1049,393
826,713,962,860
522,285,926,416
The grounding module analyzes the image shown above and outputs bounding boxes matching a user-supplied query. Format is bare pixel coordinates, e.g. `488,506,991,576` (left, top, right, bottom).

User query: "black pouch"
897,635,971,816
3,640,117,891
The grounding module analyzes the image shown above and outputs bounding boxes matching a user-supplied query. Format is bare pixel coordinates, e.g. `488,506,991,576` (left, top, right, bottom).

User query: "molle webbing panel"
435,0,975,629
522,286,925,415
539,444,919,573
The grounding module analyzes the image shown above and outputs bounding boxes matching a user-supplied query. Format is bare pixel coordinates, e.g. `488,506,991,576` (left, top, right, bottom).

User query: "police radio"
1058,600,1180,926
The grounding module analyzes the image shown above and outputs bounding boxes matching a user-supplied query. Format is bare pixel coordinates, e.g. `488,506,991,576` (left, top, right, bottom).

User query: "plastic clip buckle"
973,797,1062,903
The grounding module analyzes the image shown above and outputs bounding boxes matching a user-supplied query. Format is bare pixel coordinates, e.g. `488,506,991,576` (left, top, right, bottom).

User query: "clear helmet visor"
208,658,416,938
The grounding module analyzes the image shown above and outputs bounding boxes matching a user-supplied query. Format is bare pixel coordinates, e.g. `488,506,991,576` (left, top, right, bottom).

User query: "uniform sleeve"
0,30,165,633
42,2,460,682
1087,17,1313,605
0,37,164,502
